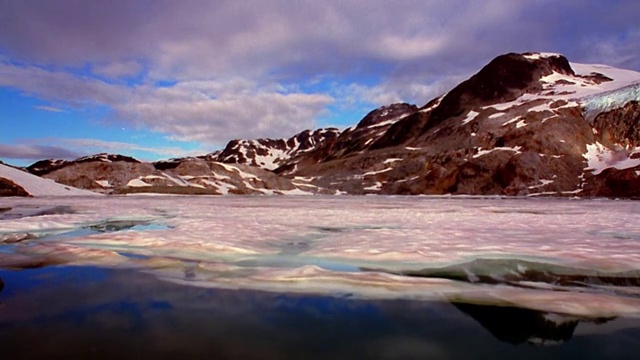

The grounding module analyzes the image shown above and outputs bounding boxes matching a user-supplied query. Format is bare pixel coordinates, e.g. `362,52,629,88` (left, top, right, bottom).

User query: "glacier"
581,82,640,123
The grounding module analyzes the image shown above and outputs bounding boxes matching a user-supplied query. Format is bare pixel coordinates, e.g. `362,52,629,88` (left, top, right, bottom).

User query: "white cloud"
59,138,206,159
1,0,640,155
115,80,334,143
327,73,466,110
0,61,335,146
92,60,143,79
0,61,127,106
370,35,448,61
34,105,65,113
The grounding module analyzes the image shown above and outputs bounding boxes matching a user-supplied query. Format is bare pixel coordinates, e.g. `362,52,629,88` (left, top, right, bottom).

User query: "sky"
1,0,639,166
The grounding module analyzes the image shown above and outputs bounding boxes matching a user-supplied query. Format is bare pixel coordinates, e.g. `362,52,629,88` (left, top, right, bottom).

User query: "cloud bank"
1,0,639,153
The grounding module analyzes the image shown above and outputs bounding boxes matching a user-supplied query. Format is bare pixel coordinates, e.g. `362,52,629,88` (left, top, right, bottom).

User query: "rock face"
22,52,640,197
0,177,31,197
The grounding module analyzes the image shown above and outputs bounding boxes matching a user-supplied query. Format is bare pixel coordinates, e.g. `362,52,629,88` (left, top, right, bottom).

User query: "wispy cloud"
34,105,65,113
59,138,207,159
0,144,80,160
0,138,207,163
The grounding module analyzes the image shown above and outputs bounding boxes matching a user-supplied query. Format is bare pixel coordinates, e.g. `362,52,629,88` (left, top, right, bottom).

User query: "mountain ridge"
4,51,640,197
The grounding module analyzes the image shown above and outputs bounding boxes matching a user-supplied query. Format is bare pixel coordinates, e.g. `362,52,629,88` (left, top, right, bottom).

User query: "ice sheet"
1,196,640,318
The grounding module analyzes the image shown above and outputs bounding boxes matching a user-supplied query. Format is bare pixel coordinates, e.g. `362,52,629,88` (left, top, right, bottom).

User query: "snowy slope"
0,163,100,196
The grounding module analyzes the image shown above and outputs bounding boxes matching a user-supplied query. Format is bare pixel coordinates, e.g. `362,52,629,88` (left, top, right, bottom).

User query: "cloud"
58,138,206,159
0,61,334,145
1,0,639,150
34,105,66,113
0,139,208,163
92,61,143,79
0,61,127,106
0,144,80,160
114,80,334,143
7,0,638,82
327,73,466,110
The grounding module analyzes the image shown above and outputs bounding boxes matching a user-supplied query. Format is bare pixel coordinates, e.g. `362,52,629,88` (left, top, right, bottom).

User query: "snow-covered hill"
0,163,100,196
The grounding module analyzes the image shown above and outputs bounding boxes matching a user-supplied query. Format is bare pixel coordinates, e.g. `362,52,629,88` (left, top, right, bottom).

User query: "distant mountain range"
3,52,639,197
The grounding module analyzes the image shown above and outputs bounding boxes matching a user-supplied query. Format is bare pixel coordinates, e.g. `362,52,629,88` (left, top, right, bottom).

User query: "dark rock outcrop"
0,177,31,197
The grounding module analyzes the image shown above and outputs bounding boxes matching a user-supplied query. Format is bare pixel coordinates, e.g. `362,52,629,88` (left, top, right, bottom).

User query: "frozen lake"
1,195,640,358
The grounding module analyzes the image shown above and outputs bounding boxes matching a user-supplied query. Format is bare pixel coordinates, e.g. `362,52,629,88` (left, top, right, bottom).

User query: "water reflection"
0,205,76,220
0,266,638,359
453,302,613,346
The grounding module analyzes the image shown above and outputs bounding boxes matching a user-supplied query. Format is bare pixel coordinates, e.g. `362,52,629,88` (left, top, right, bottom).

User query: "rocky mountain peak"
75,153,140,164
27,153,140,176
426,52,575,131
216,128,341,171
356,103,418,129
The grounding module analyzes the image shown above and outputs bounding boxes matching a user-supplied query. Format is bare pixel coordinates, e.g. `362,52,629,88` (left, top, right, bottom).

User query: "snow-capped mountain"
25,153,319,195
214,128,341,171
10,52,640,197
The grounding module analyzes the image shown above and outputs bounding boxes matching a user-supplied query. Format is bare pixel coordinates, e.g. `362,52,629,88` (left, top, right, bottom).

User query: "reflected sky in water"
1,266,639,359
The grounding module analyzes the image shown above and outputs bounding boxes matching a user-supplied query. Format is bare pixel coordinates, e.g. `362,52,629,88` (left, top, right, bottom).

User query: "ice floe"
1,196,640,318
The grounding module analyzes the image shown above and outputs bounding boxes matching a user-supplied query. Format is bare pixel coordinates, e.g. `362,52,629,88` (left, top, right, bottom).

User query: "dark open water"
1,265,639,360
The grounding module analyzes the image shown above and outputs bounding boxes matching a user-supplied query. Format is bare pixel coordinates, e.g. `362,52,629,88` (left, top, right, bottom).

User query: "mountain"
215,128,341,171
14,51,640,197
286,52,640,196
25,153,320,195
0,162,100,196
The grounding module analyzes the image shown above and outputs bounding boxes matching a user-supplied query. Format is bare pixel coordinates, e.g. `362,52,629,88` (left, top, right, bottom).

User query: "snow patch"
367,113,410,129
516,119,527,128
384,158,403,164
362,168,392,177
528,179,554,189
473,146,523,159
583,142,640,175
420,96,443,113
95,180,110,188
461,110,479,125
126,178,151,187
523,52,562,60
363,182,382,191
502,116,523,127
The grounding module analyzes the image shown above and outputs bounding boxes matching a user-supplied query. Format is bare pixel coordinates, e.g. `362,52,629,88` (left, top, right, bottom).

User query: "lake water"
1,196,640,358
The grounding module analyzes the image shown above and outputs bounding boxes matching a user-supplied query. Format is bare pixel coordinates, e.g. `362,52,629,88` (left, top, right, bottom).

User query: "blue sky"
1,0,640,166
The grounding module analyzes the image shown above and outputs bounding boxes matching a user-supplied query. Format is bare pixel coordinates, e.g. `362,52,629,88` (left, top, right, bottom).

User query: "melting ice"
2,195,640,320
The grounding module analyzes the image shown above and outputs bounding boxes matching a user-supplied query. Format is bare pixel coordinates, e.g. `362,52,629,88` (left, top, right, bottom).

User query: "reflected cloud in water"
0,266,639,359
